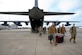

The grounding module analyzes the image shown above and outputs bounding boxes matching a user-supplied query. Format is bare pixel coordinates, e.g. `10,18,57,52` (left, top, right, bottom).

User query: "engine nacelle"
25,22,28,25
46,22,49,25
53,22,60,26
65,22,71,26
1,21,9,26
14,22,22,26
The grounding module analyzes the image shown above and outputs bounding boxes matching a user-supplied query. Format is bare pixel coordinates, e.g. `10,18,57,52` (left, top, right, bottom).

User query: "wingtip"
73,13,75,14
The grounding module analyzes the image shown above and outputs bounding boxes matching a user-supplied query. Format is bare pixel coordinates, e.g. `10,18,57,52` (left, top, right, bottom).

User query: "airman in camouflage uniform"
48,23,57,46
61,24,66,36
69,24,77,43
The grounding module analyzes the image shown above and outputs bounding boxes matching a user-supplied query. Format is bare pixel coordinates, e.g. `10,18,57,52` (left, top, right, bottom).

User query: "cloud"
57,0,82,11
0,0,55,11
0,0,34,11
39,0,55,11
57,9,82,21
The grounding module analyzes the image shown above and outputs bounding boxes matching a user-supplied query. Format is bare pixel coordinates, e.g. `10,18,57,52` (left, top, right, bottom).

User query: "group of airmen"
38,23,77,46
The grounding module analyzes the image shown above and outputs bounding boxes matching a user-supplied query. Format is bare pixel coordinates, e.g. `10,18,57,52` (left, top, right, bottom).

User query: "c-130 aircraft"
0,0,75,32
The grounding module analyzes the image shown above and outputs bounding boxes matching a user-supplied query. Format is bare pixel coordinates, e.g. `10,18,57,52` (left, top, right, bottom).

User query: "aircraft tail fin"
35,0,38,7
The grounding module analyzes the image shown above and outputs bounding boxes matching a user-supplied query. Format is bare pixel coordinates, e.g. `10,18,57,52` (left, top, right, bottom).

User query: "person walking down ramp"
38,26,43,37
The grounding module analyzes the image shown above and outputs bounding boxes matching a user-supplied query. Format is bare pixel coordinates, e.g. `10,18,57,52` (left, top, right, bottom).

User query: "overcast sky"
0,0,82,27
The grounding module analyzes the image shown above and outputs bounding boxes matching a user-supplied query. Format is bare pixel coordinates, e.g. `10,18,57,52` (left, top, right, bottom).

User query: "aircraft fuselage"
29,7,44,32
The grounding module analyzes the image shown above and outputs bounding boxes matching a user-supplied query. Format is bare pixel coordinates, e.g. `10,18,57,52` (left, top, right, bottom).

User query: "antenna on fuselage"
35,0,38,7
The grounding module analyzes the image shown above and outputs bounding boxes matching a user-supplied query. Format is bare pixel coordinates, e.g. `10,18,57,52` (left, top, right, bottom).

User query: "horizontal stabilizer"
0,12,29,15
44,12,75,15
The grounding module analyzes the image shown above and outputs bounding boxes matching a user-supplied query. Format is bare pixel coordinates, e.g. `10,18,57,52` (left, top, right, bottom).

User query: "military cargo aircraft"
0,0,76,32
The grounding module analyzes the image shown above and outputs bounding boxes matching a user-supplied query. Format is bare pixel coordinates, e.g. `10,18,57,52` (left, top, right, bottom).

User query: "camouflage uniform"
58,27,61,33
61,27,66,36
70,27,77,43
48,25,56,35
48,25,57,45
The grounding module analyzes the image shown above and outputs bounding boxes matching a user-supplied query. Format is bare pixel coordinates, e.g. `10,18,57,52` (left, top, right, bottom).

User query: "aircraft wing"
0,12,29,15
44,21,79,22
0,21,30,26
44,12,75,15
44,21,79,26
0,21,30,22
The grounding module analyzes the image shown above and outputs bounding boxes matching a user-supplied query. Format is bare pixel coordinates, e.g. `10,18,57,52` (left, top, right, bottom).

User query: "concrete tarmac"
0,28,82,55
